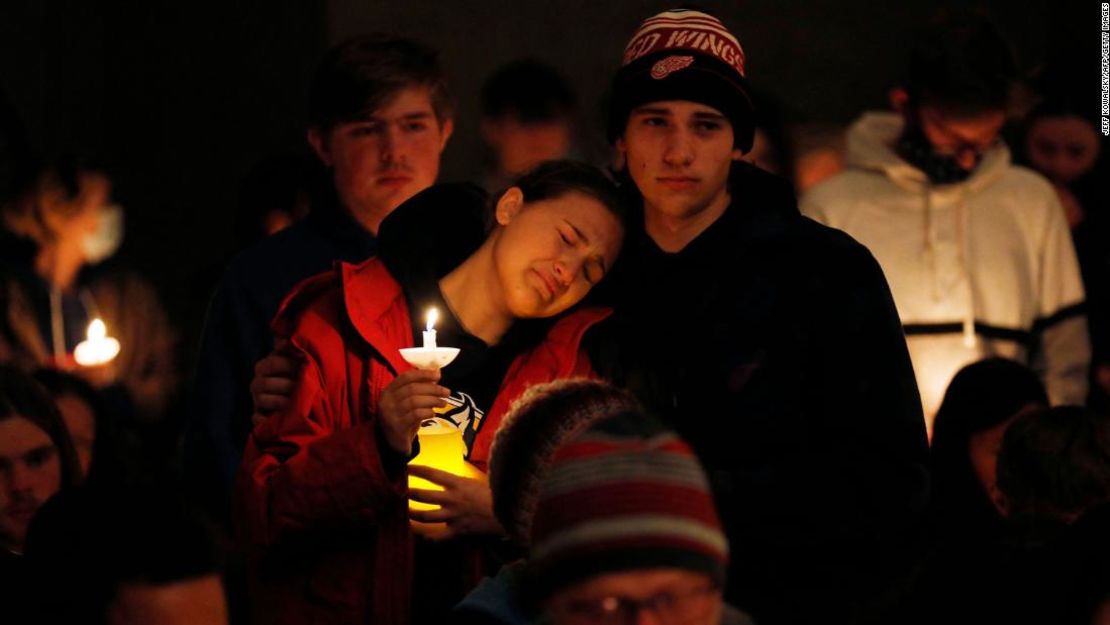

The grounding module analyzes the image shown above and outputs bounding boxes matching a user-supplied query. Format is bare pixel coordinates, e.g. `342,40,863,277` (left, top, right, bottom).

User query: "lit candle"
422,307,438,349
400,307,459,370
73,318,120,367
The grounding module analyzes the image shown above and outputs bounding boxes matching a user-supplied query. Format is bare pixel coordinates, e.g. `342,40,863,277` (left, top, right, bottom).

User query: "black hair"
0,365,82,489
1027,93,1101,129
930,358,1048,526
481,59,576,123
308,33,452,130
502,160,627,225
906,9,1017,115
997,406,1110,526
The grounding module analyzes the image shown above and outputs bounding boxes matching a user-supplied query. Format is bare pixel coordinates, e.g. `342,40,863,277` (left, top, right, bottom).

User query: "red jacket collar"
339,257,412,376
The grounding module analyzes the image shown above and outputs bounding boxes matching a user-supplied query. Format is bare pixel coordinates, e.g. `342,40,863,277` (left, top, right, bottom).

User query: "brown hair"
308,34,453,131
0,365,82,488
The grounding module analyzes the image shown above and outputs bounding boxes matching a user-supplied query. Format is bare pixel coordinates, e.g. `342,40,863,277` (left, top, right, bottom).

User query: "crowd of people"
1,6,1108,625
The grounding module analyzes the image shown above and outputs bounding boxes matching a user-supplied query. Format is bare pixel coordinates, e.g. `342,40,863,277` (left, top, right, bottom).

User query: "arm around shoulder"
235,326,408,551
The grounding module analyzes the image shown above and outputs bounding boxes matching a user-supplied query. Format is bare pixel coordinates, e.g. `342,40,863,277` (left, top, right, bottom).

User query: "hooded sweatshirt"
589,162,929,624
802,112,1089,426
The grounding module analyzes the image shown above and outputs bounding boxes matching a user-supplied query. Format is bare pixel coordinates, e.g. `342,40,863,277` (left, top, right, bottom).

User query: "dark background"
0,0,1096,365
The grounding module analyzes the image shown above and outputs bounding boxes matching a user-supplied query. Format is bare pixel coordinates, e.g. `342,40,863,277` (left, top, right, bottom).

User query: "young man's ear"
307,127,332,166
494,187,525,226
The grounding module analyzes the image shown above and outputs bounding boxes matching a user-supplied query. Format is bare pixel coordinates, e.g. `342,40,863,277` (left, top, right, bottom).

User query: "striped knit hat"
489,379,644,545
609,8,755,150
490,381,728,602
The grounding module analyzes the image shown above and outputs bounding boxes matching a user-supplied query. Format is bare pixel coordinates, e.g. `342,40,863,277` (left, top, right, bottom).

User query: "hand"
408,465,504,540
378,369,449,456
250,339,302,427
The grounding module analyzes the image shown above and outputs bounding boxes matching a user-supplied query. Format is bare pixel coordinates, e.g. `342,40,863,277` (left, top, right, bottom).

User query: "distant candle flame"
88,318,107,340
426,308,438,332
74,318,120,367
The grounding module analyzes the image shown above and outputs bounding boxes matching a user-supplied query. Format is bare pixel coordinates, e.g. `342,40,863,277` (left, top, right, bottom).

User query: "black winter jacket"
588,162,930,625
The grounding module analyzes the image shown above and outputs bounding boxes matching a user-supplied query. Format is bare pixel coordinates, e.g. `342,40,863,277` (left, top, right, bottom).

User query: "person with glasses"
454,379,753,625
803,9,1090,432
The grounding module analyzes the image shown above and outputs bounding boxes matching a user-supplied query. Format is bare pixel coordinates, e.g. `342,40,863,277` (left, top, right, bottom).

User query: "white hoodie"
801,112,1089,430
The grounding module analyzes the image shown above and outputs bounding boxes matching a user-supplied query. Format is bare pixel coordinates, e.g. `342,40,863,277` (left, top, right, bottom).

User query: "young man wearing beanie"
801,10,1089,431
592,8,930,624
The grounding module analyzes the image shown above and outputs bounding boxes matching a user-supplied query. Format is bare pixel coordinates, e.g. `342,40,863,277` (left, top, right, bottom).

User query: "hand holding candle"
378,369,451,456
408,464,498,540
73,318,121,367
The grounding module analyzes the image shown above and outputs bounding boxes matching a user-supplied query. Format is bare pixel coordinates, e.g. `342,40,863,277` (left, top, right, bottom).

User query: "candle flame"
75,318,120,367
426,307,438,332
87,318,107,340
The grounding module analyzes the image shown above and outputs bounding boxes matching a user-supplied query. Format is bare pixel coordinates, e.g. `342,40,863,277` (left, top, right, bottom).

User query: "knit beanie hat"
608,8,755,151
488,379,643,545
489,380,727,603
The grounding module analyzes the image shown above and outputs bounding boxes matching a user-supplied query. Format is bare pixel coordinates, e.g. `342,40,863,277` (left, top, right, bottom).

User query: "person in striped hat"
455,379,752,625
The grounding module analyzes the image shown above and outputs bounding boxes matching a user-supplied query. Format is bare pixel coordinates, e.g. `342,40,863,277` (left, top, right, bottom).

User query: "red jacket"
235,257,607,625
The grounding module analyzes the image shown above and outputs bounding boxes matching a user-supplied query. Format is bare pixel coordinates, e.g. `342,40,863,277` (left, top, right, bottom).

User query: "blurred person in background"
0,156,177,422
479,59,578,194
802,10,1089,430
1020,82,1110,412
992,406,1110,624
233,154,317,247
19,373,217,624
25,485,228,625
742,91,794,183
898,357,1048,623
1023,99,1103,227
0,365,81,625
791,122,846,194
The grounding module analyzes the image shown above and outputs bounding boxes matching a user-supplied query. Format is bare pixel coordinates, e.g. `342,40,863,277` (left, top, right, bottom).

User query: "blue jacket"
186,196,375,502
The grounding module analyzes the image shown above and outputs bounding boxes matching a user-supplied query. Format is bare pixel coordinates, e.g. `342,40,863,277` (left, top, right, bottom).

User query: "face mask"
81,204,124,264
896,124,976,185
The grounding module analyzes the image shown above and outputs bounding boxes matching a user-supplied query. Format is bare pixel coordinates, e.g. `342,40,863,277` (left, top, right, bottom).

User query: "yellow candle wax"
408,416,482,538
